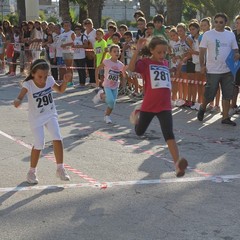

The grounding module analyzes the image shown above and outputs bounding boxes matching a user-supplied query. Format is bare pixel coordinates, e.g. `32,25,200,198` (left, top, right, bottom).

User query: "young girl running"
128,37,188,177
94,44,126,124
13,59,72,184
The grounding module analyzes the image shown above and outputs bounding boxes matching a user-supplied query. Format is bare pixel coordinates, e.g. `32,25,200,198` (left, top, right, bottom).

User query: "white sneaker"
56,168,70,181
27,171,39,184
175,99,185,107
190,102,201,111
210,106,221,113
92,89,104,104
104,115,112,124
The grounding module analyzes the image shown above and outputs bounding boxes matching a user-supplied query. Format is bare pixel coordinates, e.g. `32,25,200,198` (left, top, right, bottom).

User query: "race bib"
149,65,171,89
14,43,21,51
95,47,102,54
107,69,119,82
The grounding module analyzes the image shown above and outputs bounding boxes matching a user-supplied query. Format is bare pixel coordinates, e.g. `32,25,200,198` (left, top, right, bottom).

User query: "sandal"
175,158,188,177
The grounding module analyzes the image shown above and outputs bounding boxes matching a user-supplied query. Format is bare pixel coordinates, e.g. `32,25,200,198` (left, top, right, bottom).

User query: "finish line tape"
0,174,239,193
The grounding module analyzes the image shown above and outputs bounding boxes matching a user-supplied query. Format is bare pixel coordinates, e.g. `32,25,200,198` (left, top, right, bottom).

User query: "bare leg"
30,147,41,168
53,140,63,164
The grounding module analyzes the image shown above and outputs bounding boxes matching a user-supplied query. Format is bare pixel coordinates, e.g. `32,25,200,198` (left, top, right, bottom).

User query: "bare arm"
13,87,28,108
52,73,72,93
199,47,207,74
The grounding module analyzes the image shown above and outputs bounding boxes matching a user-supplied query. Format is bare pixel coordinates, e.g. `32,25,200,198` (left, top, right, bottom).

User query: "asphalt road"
0,72,240,240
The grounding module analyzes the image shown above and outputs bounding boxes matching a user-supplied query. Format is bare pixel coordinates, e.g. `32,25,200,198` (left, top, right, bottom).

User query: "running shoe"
56,168,70,181
221,118,236,126
27,171,39,184
104,115,112,124
175,158,188,177
197,106,205,121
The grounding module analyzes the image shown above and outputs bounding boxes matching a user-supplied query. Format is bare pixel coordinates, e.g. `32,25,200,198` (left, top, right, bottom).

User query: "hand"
13,98,21,108
63,72,72,83
234,52,240,61
136,38,147,52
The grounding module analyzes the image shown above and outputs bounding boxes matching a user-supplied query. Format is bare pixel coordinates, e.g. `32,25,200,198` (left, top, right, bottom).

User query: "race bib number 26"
150,65,171,89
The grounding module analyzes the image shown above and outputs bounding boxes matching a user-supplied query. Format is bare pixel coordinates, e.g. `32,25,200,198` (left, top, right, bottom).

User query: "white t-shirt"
60,30,75,54
84,29,96,46
55,34,62,57
169,40,183,67
200,29,238,74
22,76,58,128
73,35,87,59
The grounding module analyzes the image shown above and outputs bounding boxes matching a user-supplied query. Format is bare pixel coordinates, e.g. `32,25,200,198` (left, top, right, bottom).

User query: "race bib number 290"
150,65,171,89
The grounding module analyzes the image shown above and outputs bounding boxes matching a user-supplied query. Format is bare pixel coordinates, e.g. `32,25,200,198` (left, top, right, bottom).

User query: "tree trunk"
78,2,88,24
17,0,26,23
86,0,104,28
166,0,183,25
139,0,150,22
59,0,71,22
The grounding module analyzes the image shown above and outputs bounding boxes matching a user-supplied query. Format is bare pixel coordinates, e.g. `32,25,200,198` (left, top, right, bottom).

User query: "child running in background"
13,59,72,184
93,44,126,124
128,37,188,177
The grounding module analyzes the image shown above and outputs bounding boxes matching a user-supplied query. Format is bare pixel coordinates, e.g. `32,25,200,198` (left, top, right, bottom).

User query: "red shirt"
135,58,171,113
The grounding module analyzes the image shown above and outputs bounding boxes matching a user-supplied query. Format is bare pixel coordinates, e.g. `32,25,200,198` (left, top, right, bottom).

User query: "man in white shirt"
198,13,240,126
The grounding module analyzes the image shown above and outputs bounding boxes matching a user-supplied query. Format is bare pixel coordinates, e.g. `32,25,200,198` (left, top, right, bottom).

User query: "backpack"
81,34,94,60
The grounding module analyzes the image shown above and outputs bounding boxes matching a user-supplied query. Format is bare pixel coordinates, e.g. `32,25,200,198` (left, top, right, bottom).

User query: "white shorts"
31,117,62,150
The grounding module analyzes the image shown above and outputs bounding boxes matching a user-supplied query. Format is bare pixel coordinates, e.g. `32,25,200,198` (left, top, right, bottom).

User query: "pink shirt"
103,59,124,89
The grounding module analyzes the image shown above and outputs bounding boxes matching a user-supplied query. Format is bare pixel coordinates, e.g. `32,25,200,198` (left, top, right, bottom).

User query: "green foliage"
47,16,59,24
69,8,78,24
4,13,18,26
39,10,46,21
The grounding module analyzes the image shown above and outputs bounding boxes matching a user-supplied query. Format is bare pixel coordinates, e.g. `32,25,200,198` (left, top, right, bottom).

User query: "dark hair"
119,24,128,31
189,21,200,30
24,59,50,81
137,17,146,23
153,14,164,23
214,13,228,23
200,17,212,26
108,25,117,32
123,31,132,38
109,44,120,52
112,32,121,39
146,21,154,28
140,36,168,56
134,10,145,18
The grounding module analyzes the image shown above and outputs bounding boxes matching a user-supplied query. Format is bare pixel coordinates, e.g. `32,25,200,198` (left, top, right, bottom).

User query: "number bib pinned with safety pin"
149,65,171,89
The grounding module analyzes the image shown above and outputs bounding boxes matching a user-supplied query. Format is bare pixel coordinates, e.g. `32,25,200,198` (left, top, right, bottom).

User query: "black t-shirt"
136,28,147,40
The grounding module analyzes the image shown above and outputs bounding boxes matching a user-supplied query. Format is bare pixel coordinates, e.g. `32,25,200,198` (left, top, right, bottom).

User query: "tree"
86,0,105,28
139,0,151,21
150,0,166,16
197,0,240,23
59,0,71,22
17,0,26,23
166,0,183,25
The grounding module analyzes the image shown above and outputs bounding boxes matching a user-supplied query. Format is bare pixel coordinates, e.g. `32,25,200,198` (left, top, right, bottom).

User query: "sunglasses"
214,20,224,24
